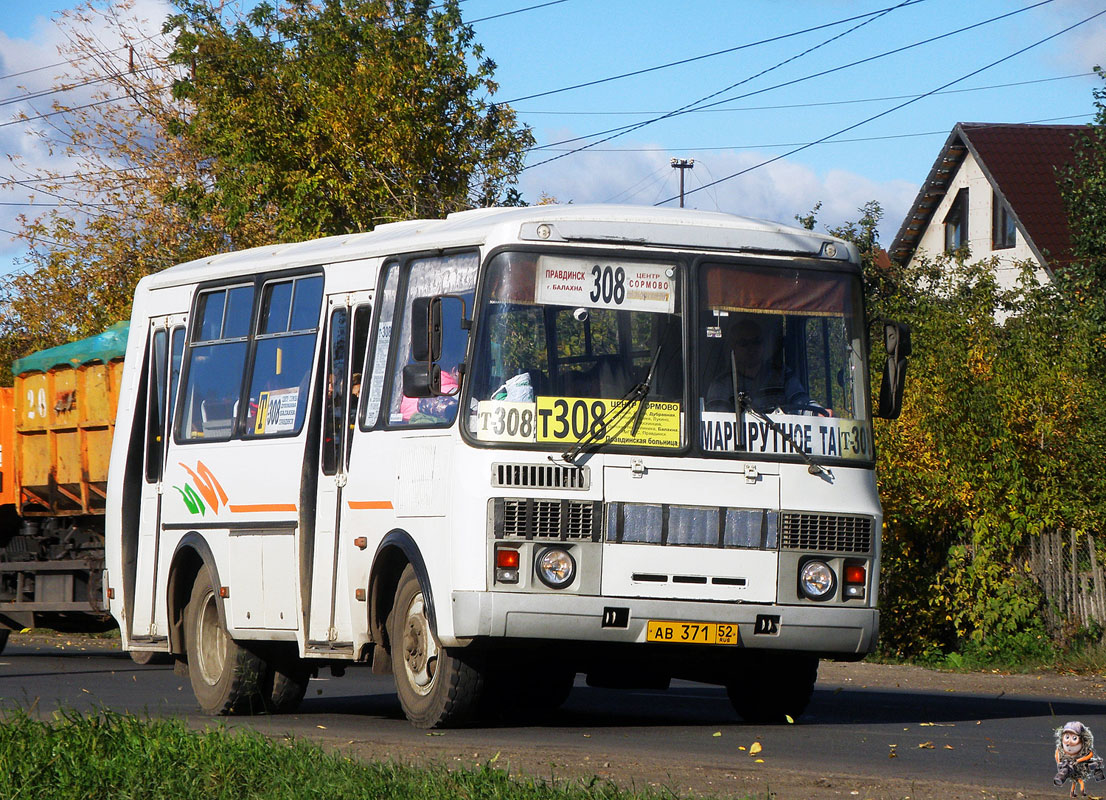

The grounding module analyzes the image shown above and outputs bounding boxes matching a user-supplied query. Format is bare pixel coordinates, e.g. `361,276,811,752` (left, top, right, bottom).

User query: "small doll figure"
1054,720,1106,797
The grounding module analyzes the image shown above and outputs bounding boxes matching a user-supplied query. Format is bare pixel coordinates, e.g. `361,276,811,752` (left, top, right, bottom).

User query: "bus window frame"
366,248,480,433
458,244,692,457
172,268,325,446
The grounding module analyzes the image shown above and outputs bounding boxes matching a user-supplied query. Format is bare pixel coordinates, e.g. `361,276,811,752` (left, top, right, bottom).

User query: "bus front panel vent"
780,513,874,554
492,463,590,491
494,498,601,541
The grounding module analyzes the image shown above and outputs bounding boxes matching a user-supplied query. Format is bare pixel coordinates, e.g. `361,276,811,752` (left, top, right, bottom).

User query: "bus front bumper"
450,591,878,657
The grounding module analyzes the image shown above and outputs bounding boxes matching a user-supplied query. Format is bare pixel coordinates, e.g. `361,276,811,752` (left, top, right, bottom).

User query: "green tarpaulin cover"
12,322,130,376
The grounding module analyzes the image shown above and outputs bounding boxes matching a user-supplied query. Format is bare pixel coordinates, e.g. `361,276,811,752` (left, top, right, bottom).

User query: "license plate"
646,620,739,645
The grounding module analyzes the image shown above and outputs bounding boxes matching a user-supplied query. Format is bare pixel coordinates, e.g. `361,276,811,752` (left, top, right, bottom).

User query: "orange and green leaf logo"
173,461,229,516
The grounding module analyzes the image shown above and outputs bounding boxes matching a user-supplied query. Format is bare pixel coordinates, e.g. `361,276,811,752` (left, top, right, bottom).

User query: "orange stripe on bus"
347,500,393,510
228,503,298,513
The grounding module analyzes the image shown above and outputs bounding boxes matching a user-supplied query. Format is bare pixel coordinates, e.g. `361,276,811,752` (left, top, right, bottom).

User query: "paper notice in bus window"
535,397,680,448
254,388,300,435
534,257,676,313
699,411,871,460
473,400,538,442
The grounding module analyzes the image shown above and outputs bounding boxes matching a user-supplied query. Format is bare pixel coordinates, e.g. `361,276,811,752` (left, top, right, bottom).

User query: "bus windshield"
696,262,872,462
466,251,684,452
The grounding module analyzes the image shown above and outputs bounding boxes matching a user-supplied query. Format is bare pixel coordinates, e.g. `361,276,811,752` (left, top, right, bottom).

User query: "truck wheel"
389,565,483,728
0,629,8,655
185,567,266,715
726,653,818,724
264,657,312,713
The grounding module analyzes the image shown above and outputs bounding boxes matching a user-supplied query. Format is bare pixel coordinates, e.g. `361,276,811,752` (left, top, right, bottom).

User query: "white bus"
104,205,909,727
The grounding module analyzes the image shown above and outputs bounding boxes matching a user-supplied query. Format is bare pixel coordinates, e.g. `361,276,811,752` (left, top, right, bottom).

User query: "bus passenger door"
307,292,372,650
132,315,186,644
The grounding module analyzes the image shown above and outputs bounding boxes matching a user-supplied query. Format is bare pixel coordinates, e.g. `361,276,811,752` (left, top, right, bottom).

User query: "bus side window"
178,285,254,441
387,253,478,427
244,275,324,438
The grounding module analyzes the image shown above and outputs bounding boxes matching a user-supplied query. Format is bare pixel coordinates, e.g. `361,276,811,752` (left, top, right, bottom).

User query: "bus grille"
494,499,600,541
780,513,874,553
492,463,590,490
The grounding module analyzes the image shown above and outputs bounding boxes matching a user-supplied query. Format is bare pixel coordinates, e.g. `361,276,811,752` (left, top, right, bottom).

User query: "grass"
0,710,745,800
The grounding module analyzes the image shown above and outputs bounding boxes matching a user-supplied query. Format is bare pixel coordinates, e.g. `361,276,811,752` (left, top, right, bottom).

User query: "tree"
165,0,533,240
1059,66,1106,319
0,0,532,382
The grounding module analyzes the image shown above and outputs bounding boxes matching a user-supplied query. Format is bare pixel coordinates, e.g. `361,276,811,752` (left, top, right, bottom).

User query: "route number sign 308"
589,265,625,305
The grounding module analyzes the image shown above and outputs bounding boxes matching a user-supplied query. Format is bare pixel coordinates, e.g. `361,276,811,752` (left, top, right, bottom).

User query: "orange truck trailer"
0,323,127,651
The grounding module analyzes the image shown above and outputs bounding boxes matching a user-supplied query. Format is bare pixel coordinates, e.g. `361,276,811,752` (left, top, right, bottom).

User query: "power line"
0,31,162,83
656,8,1106,206
524,0,925,169
542,114,1093,153
516,72,1098,116
525,0,1058,166
468,0,570,24
500,0,929,105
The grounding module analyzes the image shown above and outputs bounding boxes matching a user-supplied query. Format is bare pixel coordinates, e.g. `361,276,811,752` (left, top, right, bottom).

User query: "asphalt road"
1,639,1104,799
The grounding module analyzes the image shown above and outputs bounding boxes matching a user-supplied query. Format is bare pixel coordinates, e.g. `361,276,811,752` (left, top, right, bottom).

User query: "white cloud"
518,146,918,245
0,1,173,275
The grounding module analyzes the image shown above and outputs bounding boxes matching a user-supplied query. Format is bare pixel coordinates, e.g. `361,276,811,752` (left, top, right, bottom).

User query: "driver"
705,314,812,412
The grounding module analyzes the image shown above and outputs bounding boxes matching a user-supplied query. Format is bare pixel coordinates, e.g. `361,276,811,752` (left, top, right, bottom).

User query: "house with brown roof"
889,122,1087,289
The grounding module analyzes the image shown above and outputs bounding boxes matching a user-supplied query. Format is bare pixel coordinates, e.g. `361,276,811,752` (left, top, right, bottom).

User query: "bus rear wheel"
389,565,482,728
185,568,266,715
0,629,8,655
726,652,818,724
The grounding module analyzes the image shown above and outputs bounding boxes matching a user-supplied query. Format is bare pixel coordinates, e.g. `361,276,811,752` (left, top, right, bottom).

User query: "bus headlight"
535,547,576,589
799,560,836,600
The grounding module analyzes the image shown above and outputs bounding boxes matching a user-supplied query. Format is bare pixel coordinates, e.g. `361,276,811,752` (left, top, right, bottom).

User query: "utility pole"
670,158,694,207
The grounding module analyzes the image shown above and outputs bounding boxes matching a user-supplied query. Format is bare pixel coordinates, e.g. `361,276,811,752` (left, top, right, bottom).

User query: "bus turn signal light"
495,548,520,584
844,564,866,599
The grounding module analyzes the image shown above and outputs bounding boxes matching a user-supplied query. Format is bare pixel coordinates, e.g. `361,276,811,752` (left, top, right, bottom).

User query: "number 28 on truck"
103,205,910,727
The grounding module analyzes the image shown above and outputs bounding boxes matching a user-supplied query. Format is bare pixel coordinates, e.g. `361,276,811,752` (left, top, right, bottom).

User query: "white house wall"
907,150,1047,291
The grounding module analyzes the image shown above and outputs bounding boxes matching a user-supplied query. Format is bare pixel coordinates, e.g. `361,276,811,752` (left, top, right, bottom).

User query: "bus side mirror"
402,362,441,398
409,296,442,363
876,321,911,420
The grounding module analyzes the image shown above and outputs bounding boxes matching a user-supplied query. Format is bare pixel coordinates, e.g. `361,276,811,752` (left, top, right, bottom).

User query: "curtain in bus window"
244,275,323,437
387,253,478,427
179,285,255,441
701,265,850,316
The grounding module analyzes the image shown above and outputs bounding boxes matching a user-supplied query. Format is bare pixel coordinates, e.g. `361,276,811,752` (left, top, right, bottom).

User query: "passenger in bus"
705,315,814,412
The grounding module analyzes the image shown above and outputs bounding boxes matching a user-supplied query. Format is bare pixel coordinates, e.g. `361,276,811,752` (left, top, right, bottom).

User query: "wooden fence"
1028,530,1106,635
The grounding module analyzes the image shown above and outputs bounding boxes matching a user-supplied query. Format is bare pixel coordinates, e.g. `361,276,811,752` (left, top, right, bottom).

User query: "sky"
0,0,1104,279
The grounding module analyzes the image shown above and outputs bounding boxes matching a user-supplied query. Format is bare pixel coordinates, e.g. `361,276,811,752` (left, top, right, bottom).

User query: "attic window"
944,188,968,253
992,190,1016,250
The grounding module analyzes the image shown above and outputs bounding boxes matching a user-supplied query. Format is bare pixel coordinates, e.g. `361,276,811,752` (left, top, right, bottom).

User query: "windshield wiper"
558,341,666,466
737,392,830,478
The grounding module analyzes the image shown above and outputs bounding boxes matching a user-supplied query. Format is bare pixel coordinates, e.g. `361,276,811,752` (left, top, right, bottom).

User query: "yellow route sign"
534,396,680,448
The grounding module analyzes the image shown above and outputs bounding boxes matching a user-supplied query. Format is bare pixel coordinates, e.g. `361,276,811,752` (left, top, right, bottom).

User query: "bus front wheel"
389,565,482,728
184,567,266,715
726,652,818,724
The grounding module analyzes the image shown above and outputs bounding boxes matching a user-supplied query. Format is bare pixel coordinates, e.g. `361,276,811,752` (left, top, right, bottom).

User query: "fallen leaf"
785,715,794,724
317,725,327,730
944,745,954,750
749,742,763,755
738,746,746,751
712,732,722,737
918,741,935,749
583,734,591,738
754,759,764,763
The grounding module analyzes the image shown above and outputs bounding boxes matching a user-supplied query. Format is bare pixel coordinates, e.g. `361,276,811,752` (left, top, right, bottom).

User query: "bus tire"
0,629,8,655
129,650,172,666
726,652,818,724
389,565,482,728
185,568,266,716
264,658,311,714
